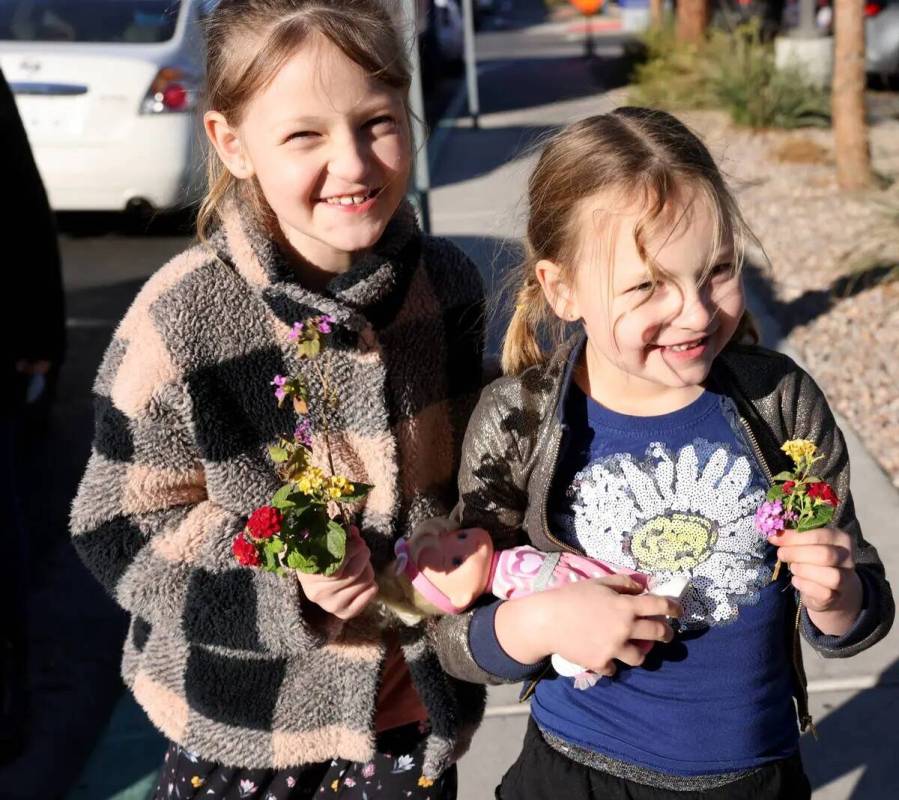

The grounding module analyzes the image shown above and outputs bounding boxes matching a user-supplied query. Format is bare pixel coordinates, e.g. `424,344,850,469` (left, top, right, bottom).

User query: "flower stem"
771,559,782,583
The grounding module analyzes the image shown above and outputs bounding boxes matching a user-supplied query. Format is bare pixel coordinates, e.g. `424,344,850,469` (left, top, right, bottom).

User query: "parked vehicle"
0,0,208,213
865,0,899,80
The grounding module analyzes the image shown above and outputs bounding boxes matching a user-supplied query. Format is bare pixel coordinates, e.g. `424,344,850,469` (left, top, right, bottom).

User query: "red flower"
246,506,283,540
783,481,796,494
807,482,838,507
232,534,261,567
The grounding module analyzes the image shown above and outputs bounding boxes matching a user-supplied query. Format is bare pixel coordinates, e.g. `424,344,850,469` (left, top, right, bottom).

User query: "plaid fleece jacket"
69,203,487,777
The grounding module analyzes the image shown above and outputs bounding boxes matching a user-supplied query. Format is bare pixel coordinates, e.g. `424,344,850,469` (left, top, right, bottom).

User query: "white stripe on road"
66,318,118,329
484,675,899,718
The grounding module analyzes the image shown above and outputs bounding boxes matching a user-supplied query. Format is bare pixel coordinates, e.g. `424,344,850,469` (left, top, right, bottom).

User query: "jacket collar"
214,200,421,332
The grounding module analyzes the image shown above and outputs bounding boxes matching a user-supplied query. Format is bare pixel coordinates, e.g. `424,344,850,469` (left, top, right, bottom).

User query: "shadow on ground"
744,261,899,337
802,658,899,798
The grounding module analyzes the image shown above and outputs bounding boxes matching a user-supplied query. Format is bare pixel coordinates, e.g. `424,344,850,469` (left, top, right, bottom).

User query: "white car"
0,0,209,213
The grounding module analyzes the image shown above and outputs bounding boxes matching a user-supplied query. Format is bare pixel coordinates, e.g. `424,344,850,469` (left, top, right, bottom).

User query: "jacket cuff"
469,600,549,681
800,568,879,652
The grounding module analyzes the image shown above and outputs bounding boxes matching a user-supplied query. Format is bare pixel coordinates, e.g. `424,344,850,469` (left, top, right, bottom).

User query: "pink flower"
317,314,335,334
271,375,288,403
344,777,356,788
294,417,313,448
361,763,375,779
754,500,786,538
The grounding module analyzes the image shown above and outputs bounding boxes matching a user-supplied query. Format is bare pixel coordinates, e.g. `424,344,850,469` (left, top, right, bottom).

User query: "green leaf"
766,485,785,500
772,471,794,482
797,506,834,532
297,338,321,359
272,484,297,509
336,483,373,503
268,445,289,463
325,519,347,561
287,549,319,573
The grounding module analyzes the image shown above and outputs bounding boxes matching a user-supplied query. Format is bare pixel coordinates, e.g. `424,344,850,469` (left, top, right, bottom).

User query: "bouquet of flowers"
754,439,839,581
231,315,371,576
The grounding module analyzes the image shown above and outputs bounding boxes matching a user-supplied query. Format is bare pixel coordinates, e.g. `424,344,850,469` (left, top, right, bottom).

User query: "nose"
328,130,370,184
674,283,715,331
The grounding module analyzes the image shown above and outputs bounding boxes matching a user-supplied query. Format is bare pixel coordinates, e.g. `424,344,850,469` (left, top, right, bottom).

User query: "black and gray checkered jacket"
70,202,487,776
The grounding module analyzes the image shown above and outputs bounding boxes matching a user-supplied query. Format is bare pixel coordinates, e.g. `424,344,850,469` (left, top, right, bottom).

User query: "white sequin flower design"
571,440,770,627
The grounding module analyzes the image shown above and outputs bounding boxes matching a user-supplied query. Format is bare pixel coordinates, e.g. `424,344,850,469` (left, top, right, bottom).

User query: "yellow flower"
328,486,343,499
331,778,340,791
781,439,817,465
297,466,326,494
418,775,435,788
190,776,204,788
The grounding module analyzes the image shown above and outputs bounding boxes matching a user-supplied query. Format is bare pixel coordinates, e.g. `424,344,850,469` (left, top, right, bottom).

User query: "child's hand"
769,527,864,635
495,574,681,675
296,527,378,620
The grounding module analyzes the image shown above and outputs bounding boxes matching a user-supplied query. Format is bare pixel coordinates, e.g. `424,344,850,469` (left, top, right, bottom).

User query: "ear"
204,110,254,180
535,258,580,322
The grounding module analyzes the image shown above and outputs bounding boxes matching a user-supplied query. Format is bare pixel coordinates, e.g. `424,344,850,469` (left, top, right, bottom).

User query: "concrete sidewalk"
427,21,899,800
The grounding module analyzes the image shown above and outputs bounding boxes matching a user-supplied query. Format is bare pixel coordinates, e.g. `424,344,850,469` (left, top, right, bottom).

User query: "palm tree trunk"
650,0,664,29
832,0,874,189
676,0,709,45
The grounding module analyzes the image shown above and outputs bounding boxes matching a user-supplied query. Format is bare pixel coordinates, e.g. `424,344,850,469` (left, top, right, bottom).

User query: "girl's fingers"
777,543,854,569
631,618,674,643
595,574,645,595
788,562,844,590
770,528,850,548
633,594,683,619
616,643,648,668
790,576,833,608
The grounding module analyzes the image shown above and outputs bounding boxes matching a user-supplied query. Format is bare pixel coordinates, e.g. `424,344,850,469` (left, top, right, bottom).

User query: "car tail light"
864,2,884,16
140,67,198,114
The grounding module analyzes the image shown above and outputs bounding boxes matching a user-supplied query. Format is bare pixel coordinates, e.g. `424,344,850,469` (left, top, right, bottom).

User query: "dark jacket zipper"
738,416,815,735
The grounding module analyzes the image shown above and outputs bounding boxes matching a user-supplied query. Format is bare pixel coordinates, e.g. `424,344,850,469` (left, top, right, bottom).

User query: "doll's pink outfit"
489,545,648,600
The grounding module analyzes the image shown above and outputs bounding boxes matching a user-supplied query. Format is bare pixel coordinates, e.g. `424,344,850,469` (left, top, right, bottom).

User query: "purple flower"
271,374,288,402
294,417,313,448
287,322,303,342
754,500,786,538
783,509,798,523
317,314,335,334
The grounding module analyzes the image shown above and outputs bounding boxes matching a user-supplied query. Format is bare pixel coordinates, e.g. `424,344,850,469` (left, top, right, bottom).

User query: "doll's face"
415,528,494,610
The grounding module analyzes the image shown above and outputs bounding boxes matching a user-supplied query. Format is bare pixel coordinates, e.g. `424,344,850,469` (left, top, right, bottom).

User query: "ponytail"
501,271,549,376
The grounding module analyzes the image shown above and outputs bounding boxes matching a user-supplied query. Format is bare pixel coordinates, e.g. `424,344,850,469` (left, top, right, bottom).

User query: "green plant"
630,20,831,130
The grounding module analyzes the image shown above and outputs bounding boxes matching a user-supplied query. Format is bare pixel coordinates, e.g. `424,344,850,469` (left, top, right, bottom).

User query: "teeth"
668,338,704,352
325,191,372,206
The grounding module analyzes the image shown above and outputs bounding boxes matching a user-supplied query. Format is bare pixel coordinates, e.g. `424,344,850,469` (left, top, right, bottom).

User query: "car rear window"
0,1,182,43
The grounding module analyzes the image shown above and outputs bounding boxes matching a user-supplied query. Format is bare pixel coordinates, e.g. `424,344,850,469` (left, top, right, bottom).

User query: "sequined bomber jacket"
431,333,895,732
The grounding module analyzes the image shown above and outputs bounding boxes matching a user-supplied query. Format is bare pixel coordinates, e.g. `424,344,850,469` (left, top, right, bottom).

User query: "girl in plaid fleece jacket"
69,2,485,797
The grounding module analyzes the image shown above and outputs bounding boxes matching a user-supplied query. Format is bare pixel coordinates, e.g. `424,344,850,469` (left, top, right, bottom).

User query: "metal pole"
584,13,594,59
461,0,480,128
797,0,818,38
401,0,431,234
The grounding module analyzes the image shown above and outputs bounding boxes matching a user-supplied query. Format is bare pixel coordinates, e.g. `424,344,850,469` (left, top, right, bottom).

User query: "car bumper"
30,114,203,212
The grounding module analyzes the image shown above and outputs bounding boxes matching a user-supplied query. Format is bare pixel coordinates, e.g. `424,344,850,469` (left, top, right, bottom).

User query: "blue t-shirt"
528,383,799,776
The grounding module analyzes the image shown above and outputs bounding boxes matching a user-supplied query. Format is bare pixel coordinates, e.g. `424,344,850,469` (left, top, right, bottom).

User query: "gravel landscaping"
672,103,899,488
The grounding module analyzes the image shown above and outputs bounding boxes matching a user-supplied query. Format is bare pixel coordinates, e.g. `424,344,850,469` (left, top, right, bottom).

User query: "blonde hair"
377,518,459,626
197,0,412,242
502,107,761,376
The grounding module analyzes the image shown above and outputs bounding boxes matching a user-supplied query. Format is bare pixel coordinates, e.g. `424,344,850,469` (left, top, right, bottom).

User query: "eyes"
624,262,736,295
283,114,398,144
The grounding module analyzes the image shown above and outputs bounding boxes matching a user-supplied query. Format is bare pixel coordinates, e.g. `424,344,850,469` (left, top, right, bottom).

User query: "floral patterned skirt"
151,722,457,800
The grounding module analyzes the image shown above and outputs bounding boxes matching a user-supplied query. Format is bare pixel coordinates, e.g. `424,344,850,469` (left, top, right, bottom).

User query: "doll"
379,520,690,689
